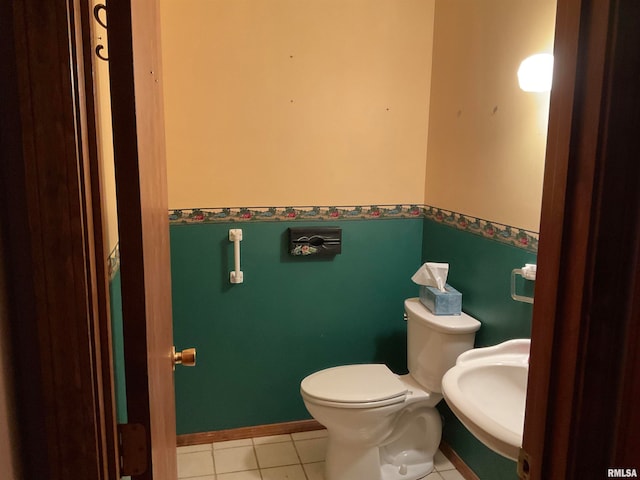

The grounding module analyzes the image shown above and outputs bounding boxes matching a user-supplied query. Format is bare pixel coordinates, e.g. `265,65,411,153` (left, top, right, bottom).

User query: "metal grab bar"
229,229,244,284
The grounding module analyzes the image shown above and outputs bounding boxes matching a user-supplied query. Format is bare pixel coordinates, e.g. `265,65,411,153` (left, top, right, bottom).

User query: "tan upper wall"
160,0,436,208
424,0,556,232
95,64,119,254
159,0,555,231
92,0,119,255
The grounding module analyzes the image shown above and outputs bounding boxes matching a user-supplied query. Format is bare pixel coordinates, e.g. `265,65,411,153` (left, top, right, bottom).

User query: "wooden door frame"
1,0,178,478
523,0,640,477
1,0,638,479
0,0,118,479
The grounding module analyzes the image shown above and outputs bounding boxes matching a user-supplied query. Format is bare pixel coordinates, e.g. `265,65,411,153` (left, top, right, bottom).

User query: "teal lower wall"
421,219,536,347
422,219,536,480
170,219,423,434
109,271,128,424
109,215,535,480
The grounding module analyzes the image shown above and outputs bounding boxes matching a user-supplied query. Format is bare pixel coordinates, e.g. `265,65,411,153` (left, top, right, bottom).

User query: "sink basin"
441,339,530,460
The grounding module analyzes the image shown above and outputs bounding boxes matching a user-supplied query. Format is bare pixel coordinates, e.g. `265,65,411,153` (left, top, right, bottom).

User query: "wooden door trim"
524,0,640,477
78,0,121,475
177,420,325,446
107,0,178,479
523,0,595,476
0,0,117,478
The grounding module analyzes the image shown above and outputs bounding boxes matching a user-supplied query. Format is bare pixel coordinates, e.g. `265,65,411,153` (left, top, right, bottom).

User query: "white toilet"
300,298,481,480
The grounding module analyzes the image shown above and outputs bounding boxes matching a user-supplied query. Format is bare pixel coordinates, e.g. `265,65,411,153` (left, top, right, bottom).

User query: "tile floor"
177,429,466,480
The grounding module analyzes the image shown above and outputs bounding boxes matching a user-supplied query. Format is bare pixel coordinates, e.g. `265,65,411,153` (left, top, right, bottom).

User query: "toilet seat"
301,364,408,409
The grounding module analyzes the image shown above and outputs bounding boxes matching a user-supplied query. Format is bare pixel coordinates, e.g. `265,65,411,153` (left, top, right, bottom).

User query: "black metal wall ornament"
94,3,108,62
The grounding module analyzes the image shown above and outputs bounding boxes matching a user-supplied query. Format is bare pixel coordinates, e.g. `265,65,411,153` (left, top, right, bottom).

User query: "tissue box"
419,284,462,315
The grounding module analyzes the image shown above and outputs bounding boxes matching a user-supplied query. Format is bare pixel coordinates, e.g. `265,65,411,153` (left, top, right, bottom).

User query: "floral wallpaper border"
168,205,539,253
422,206,538,252
108,243,120,281
169,204,423,223
108,205,536,277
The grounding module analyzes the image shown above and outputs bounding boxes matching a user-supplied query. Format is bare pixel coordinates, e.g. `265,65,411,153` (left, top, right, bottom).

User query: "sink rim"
441,339,530,461
455,338,530,367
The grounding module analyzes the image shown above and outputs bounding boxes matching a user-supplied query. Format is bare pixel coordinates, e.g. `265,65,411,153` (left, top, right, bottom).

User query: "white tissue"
411,262,449,292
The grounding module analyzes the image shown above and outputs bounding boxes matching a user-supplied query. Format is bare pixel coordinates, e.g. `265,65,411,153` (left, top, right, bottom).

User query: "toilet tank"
405,298,481,393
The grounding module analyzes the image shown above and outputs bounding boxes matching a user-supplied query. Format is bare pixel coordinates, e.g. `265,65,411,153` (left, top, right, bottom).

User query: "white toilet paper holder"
511,264,536,303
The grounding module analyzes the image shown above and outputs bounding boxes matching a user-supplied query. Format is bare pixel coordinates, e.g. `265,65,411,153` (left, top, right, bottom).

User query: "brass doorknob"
173,347,196,367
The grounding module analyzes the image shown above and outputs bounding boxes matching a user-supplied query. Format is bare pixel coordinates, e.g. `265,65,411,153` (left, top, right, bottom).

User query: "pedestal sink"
441,339,530,460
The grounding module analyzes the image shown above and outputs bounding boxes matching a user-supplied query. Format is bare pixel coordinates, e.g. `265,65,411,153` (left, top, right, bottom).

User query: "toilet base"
380,460,434,480
324,437,435,480
325,439,380,480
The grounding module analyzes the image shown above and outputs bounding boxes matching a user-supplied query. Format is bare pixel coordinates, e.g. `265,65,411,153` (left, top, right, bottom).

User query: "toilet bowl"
301,365,442,480
300,298,481,480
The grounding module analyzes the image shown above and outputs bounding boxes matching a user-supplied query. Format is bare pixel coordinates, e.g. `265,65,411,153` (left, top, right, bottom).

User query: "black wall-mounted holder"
288,227,342,256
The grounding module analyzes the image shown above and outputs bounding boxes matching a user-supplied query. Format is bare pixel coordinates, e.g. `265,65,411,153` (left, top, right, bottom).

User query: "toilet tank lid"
301,364,407,404
404,298,481,334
